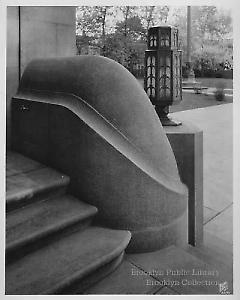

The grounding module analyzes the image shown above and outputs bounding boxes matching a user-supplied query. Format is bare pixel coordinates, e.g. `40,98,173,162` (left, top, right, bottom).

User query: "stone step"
6,153,70,212
6,151,43,177
6,226,131,295
6,195,98,263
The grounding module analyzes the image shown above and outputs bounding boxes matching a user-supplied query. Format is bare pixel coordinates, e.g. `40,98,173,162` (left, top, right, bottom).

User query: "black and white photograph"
1,0,239,297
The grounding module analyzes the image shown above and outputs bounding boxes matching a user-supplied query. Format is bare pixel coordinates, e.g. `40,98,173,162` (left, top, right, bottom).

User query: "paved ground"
170,104,233,245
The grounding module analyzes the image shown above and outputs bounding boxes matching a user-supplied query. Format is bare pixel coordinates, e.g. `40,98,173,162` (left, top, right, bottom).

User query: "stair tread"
6,166,70,204
6,151,43,177
6,226,131,295
6,195,98,250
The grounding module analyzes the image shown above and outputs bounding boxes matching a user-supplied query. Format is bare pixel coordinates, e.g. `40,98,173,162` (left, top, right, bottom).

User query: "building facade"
6,6,76,148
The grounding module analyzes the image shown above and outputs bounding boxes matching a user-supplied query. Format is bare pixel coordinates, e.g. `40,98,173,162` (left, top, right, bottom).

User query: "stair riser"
7,185,68,213
51,252,125,295
6,217,93,264
6,252,125,295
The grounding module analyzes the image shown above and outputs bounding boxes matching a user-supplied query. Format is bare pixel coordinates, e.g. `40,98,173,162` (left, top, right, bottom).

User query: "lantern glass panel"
149,35,157,47
160,31,170,47
150,36,153,47
145,53,157,101
166,88,170,97
166,56,170,67
160,75,164,85
154,35,157,46
166,78,170,88
160,57,164,68
159,88,164,97
147,67,151,76
160,35,164,47
165,34,170,46
152,78,155,88
166,68,170,77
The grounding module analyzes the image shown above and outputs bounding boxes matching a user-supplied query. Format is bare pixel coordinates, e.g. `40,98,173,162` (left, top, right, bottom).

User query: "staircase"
5,151,233,295
5,151,131,295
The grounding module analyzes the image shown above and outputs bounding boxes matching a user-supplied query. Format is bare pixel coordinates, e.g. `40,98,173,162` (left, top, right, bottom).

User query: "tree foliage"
76,6,233,75
172,6,232,74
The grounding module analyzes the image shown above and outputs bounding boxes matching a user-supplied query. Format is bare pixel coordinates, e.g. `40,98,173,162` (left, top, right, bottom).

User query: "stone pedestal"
164,122,203,246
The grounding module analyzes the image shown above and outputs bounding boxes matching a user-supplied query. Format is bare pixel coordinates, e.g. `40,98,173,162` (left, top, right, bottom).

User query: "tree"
115,15,145,41
140,6,156,32
138,6,170,39
76,5,232,76
76,6,114,53
172,6,232,71
115,14,145,68
111,7,139,67
95,6,114,54
192,6,232,41
154,6,170,24
103,33,125,63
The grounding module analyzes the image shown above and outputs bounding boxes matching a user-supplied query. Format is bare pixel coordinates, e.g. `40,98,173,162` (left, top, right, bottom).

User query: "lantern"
144,26,182,126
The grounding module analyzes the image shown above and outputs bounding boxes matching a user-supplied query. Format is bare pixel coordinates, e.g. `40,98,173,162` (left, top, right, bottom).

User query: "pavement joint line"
203,206,218,225
203,212,220,225
126,259,151,275
153,285,180,295
216,203,233,215
203,203,232,226
126,258,162,282
147,285,165,295
152,286,165,295
126,259,168,294
203,210,224,226
204,205,217,211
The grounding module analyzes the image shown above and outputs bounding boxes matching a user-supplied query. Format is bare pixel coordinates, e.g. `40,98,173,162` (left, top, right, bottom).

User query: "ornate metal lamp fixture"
144,26,182,126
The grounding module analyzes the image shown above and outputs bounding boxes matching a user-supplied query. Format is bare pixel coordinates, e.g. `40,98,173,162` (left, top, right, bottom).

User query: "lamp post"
144,26,182,126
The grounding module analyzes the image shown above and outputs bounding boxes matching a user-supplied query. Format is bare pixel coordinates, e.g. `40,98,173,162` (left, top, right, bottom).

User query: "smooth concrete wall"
6,7,19,149
6,6,76,148
19,7,76,76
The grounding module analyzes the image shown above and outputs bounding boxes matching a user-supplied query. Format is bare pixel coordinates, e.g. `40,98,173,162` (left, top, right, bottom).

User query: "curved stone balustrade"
12,56,188,252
